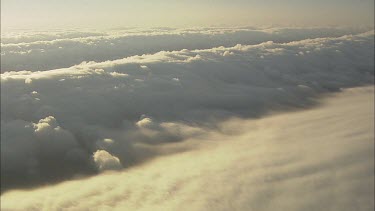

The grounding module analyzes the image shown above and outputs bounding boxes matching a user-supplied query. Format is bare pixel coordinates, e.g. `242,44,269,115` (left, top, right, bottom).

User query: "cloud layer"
1,28,374,191
1,27,371,72
1,86,373,211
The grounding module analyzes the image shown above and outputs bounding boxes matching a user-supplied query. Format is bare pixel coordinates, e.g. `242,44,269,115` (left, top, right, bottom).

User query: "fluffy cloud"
136,117,154,128
1,29,374,192
0,116,90,191
1,87,373,211
93,150,122,172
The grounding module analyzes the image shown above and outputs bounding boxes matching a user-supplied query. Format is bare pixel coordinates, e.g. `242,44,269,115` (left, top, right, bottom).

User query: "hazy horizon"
1,0,374,30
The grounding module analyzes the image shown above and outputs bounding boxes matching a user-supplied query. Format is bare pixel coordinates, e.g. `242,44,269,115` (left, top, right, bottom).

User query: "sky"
1,0,374,30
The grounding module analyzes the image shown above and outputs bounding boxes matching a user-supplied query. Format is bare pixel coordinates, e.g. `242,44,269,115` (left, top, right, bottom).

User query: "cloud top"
1,29,374,192
1,86,373,211
1,27,371,72
93,150,122,172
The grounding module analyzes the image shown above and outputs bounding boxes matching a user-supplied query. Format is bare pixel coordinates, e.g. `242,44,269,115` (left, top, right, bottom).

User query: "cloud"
1,29,374,192
1,87,373,211
24,78,32,84
92,150,122,172
136,117,154,128
1,27,371,72
33,116,58,132
0,116,92,191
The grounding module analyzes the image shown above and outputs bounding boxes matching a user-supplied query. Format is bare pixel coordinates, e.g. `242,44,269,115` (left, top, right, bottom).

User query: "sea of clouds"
1,86,373,211
1,26,370,72
1,27,374,194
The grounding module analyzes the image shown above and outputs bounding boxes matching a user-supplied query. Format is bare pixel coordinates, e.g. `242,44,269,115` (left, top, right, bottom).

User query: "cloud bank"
1,29,374,192
1,27,371,72
1,86,373,211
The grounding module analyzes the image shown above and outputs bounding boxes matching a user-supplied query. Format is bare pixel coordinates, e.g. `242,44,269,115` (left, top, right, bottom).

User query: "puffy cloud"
0,116,89,191
93,150,122,172
136,117,154,128
1,87,373,211
1,28,374,192
33,116,58,132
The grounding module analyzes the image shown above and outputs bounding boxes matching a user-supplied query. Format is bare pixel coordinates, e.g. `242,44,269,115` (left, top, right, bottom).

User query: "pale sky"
1,0,374,30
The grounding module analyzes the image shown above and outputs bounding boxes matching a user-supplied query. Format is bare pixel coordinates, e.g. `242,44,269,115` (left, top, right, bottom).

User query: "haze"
1,0,374,30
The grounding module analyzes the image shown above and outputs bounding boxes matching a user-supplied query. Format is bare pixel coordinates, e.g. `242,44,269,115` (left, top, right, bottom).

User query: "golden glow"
1,0,374,30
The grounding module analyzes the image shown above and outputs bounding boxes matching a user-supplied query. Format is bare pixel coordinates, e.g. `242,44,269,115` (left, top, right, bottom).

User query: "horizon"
1,0,374,30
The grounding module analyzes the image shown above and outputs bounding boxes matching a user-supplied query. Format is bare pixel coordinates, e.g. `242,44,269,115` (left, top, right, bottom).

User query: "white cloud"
140,65,150,70
33,116,58,133
136,117,154,128
93,150,122,172
109,72,129,77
